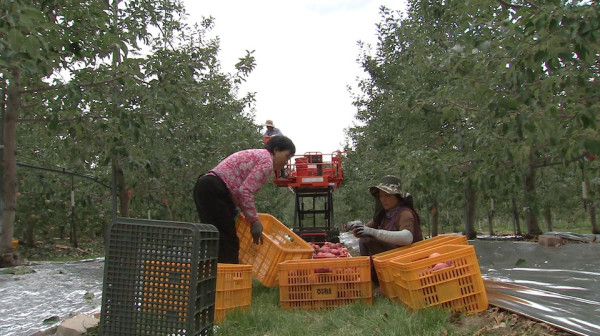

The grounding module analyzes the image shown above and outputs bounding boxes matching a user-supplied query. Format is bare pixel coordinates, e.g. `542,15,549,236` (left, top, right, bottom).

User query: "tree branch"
495,0,523,10
447,99,479,112
532,153,589,169
17,118,48,123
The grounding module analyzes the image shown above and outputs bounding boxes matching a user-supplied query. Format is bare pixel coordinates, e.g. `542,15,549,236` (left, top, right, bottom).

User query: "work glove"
353,224,376,237
250,221,264,245
353,224,414,245
346,220,363,232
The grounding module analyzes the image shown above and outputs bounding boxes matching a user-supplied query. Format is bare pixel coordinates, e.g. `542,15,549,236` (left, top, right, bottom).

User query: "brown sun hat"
369,175,411,198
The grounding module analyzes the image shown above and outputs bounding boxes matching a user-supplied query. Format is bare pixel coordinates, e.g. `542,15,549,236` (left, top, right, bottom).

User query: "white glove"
354,224,413,246
353,224,375,237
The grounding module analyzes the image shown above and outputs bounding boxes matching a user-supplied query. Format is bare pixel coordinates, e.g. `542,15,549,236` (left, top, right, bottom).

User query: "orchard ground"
10,234,585,336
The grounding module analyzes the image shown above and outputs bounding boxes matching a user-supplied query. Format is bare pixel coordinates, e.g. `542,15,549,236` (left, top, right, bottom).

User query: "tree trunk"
591,201,598,234
523,159,543,237
70,208,78,248
0,74,4,249
543,206,552,232
487,210,494,236
464,179,477,239
110,0,126,219
451,212,457,233
113,159,130,217
431,201,439,237
24,218,35,247
0,68,21,267
69,177,78,248
511,196,522,235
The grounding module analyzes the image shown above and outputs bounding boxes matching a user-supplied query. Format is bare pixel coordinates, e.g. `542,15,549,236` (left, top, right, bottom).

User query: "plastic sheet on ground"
0,258,104,336
472,239,600,336
1,235,599,336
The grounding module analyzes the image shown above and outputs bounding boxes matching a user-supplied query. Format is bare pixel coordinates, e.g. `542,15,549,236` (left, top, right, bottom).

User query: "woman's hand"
250,221,264,244
353,224,376,237
346,220,363,231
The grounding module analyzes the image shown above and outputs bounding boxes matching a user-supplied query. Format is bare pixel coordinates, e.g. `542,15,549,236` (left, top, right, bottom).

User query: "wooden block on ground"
538,235,564,247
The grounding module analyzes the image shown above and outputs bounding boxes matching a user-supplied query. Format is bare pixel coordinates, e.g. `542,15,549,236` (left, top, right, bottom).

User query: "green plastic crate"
100,218,219,336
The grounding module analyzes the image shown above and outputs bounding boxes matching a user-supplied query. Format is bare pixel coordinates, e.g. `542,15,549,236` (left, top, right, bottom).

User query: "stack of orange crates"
372,234,468,299
388,244,488,315
278,256,372,309
215,263,253,323
236,213,314,287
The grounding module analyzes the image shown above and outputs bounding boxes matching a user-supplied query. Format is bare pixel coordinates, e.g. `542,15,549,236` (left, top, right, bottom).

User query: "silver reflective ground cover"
0,258,104,336
472,240,600,336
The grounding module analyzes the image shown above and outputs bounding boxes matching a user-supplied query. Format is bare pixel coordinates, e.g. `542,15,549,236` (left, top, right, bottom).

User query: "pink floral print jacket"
211,149,272,223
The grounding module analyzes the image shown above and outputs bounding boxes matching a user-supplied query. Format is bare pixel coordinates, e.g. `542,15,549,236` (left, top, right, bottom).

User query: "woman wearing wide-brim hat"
347,175,423,283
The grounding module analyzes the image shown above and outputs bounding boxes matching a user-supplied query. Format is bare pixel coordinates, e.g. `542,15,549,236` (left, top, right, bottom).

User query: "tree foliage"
339,0,599,236
3,1,600,267
1,0,261,265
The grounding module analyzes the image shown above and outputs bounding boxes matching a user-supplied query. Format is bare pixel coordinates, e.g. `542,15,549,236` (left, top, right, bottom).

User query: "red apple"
433,262,449,271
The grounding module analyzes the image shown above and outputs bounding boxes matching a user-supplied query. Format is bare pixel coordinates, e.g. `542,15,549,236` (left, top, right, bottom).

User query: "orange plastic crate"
372,234,468,298
236,213,314,287
278,256,372,310
215,263,253,323
388,244,488,315
140,259,192,320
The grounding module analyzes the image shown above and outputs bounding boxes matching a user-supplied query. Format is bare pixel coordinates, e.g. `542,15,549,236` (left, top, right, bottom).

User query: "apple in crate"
432,262,449,271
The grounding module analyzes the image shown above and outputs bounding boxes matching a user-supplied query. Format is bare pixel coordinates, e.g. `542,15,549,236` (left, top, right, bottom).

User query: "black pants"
359,236,397,284
193,174,239,264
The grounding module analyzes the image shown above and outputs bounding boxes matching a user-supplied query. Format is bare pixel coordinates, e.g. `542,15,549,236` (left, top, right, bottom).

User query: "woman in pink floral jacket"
193,136,295,263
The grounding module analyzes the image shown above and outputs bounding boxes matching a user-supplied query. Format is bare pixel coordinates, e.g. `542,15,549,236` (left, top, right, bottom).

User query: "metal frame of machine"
273,151,344,243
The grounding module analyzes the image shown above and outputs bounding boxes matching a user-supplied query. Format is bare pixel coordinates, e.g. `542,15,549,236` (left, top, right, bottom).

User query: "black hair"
372,194,420,227
264,135,296,156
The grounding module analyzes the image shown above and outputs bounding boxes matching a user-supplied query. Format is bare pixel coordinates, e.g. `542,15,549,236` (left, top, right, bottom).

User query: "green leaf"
584,140,600,155
499,98,519,111
2,266,36,275
7,29,25,51
516,114,524,139
534,50,547,63
524,121,536,133
579,113,595,129
515,258,526,267
24,35,41,59
83,292,95,301
43,316,60,324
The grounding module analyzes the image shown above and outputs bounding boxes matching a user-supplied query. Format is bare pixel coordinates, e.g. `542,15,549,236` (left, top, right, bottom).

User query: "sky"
182,0,407,155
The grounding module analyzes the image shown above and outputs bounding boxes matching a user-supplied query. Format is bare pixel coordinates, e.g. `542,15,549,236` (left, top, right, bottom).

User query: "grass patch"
214,280,471,336
78,275,573,336
16,238,105,262
81,279,478,336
